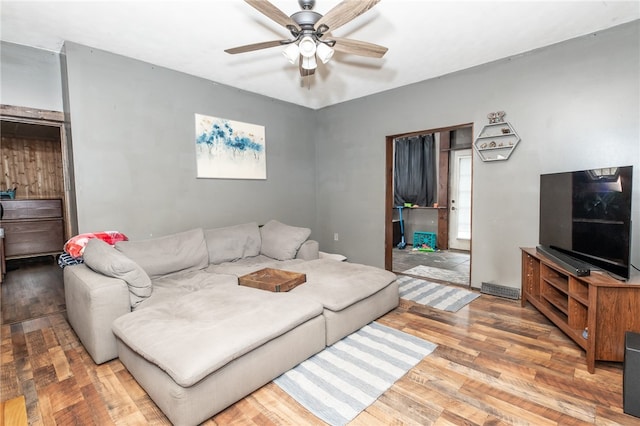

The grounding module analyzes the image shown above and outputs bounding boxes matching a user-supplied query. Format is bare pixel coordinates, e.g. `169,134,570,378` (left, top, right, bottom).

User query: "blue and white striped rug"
274,322,436,425
397,275,480,312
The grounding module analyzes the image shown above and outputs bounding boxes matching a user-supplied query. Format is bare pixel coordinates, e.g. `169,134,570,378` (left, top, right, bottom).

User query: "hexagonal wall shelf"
473,122,520,162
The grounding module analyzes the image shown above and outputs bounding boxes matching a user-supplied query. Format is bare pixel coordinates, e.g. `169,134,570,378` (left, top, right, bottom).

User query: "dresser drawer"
3,219,64,258
1,199,62,220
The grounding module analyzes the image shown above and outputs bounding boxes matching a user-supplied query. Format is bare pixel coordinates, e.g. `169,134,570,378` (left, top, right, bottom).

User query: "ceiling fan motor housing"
291,10,321,30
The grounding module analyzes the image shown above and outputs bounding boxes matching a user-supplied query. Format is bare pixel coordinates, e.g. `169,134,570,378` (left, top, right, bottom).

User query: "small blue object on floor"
397,275,480,312
413,231,437,250
274,321,437,426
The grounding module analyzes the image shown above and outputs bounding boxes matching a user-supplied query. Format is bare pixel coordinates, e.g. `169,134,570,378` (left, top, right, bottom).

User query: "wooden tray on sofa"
238,268,306,292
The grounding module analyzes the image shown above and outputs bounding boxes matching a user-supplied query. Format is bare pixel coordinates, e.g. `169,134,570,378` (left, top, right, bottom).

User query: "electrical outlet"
334,233,339,241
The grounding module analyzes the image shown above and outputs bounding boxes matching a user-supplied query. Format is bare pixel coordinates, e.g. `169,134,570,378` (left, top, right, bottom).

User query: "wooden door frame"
384,123,473,271
1,104,77,240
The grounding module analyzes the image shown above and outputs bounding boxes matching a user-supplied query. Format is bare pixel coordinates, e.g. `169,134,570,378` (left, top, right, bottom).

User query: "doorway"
385,123,473,286
449,149,471,251
0,105,77,241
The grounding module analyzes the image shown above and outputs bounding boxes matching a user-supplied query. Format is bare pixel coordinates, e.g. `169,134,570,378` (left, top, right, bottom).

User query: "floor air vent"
481,282,520,300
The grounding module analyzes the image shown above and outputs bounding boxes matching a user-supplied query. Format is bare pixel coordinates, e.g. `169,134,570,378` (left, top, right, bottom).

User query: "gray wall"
3,22,638,291
315,21,640,288
0,41,63,111
62,42,317,239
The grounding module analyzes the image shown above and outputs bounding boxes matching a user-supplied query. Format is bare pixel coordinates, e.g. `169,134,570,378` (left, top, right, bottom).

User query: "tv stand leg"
587,352,595,374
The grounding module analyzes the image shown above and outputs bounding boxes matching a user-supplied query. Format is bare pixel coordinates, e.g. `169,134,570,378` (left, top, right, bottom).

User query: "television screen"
539,166,633,279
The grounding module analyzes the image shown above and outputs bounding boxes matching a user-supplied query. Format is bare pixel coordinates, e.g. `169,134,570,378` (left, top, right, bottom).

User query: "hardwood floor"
2,258,639,425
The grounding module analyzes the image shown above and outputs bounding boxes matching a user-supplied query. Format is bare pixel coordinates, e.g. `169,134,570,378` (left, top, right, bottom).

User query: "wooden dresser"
0,199,65,260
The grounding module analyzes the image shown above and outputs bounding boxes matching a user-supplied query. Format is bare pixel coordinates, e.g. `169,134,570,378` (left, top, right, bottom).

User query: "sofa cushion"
115,228,208,279
259,220,311,261
206,255,306,277
204,222,261,264
296,240,319,260
83,238,152,307
135,270,238,310
112,285,324,387
286,259,398,311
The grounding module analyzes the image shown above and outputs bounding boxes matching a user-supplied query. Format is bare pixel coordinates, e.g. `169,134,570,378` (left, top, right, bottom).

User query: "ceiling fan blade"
316,0,380,32
225,40,286,54
331,37,388,58
245,0,300,31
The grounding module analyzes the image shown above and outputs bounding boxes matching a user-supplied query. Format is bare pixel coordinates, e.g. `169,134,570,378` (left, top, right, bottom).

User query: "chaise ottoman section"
112,285,325,425
285,259,399,345
319,282,399,345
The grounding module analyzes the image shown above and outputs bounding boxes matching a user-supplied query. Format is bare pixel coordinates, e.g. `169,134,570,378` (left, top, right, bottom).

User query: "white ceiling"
1,1,638,110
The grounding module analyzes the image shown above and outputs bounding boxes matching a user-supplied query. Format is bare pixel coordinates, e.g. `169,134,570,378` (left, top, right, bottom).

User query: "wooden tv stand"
521,247,640,373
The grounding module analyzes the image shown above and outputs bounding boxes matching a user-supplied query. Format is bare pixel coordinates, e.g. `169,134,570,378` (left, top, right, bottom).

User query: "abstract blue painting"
195,114,266,179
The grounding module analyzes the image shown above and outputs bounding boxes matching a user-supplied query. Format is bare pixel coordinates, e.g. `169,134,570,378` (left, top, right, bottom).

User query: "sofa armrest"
64,264,131,364
296,240,319,260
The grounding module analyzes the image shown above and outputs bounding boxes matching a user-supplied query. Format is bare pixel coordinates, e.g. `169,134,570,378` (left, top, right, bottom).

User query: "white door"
449,149,472,251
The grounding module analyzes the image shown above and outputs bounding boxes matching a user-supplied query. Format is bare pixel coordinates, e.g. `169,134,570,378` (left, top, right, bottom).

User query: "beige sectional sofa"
63,220,398,426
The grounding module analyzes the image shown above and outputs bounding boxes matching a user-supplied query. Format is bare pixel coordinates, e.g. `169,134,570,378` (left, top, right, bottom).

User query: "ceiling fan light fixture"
226,0,388,80
316,42,334,64
301,54,317,70
298,35,317,58
282,43,299,64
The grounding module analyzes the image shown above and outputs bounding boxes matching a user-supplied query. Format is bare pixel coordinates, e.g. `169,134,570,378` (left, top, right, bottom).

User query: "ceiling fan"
225,0,388,77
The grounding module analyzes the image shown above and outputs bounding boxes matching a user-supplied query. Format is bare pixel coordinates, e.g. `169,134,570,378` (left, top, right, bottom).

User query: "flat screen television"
539,165,633,280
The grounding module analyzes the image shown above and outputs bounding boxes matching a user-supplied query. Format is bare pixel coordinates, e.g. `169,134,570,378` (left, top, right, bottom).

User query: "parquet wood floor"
2,258,639,425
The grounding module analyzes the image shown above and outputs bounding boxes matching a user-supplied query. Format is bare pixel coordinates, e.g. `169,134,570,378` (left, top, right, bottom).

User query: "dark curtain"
394,134,437,207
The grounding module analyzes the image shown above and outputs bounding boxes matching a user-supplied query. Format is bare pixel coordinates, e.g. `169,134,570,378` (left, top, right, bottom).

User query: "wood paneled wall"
1,136,64,199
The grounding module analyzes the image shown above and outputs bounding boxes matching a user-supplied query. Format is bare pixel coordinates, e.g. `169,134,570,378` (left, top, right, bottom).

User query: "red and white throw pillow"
64,231,128,258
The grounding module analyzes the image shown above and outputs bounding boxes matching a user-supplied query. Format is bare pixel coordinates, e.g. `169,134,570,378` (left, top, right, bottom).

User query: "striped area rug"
274,322,437,425
397,275,480,312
